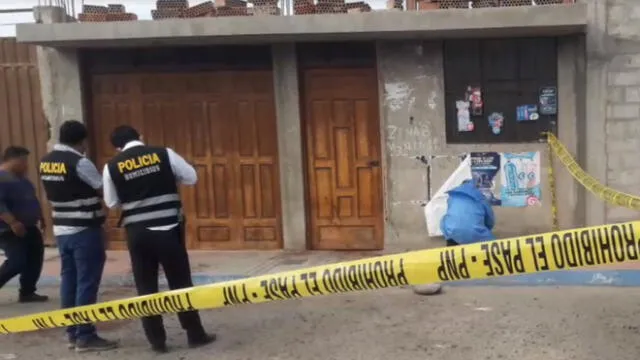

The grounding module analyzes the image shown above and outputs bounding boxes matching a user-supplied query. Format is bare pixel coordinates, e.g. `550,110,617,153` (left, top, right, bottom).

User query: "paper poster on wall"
466,86,483,116
539,87,558,115
516,105,539,122
470,152,501,206
456,100,474,132
488,112,504,135
500,152,542,207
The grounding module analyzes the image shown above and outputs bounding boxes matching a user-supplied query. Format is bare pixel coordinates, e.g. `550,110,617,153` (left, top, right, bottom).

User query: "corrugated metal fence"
0,37,52,245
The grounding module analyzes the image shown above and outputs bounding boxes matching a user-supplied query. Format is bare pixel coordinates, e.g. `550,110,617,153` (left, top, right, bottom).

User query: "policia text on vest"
107,146,181,228
116,153,162,181
39,151,105,227
0,221,638,334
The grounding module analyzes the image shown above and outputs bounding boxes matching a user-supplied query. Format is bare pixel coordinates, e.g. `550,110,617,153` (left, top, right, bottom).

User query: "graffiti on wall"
386,124,431,157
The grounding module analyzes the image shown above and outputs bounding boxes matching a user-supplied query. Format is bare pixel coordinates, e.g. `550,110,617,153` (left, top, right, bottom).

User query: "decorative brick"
417,1,439,9
294,3,315,14
607,104,640,119
607,3,640,39
607,137,640,153
607,87,625,103
216,6,250,16
609,54,640,70
609,71,640,86
106,12,138,21
607,206,639,223
183,1,216,17
107,4,126,13
607,168,640,188
215,0,247,8
316,3,346,13
346,1,372,11
78,12,107,21
156,0,189,10
82,4,108,13
251,4,280,15
607,152,640,171
607,119,640,140
625,87,640,102
151,9,183,19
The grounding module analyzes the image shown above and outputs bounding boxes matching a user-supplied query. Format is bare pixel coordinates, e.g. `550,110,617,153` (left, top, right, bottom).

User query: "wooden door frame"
298,67,385,250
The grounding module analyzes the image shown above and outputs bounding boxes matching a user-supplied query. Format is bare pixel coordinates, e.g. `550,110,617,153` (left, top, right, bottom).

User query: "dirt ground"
0,286,639,360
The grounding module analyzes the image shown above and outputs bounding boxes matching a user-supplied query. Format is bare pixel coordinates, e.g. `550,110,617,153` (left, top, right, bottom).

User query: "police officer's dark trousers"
125,224,206,347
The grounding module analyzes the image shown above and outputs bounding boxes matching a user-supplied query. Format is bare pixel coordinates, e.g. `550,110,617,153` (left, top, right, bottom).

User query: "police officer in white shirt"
102,125,215,353
40,120,118,352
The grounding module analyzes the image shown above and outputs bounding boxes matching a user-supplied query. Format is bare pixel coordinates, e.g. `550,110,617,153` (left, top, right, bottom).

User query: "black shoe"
67,338,76,350
75,336,118,353
19,293,49,303
151,344,169,354
188,333,216,349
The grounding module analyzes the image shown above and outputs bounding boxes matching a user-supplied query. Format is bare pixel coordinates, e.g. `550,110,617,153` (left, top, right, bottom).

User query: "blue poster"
470,152,501,206
499,152,542,207
516,105,539,122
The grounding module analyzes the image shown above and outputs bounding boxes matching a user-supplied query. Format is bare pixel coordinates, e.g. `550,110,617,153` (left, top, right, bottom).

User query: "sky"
0,0,156,36
0,0,388,37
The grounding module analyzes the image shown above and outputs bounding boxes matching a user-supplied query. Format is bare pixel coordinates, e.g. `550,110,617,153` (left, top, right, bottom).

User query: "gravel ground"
0,286,639,360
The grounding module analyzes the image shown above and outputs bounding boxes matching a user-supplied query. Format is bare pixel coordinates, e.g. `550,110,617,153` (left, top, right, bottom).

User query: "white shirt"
51,144,104,237
102,140,197,231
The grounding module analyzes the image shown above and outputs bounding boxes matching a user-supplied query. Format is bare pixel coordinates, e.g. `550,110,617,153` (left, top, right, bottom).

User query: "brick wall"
605,0,640,222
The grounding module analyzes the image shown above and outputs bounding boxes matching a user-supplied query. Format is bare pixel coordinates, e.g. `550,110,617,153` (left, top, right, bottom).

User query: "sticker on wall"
470,152,502,206
539,86,558,115
488,112,504,135
456,100,474,132
500,152,542,207
516,105,539,122
466,86,483,116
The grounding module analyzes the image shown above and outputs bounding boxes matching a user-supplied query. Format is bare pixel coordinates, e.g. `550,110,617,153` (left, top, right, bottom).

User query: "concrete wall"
602,0,640,224
36,47,83,149
376,40,581,250
34,6,83,150
272,44,307,250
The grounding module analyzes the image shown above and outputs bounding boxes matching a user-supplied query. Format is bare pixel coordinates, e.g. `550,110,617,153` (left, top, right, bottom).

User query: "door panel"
90,71,282,250
302,68,383,250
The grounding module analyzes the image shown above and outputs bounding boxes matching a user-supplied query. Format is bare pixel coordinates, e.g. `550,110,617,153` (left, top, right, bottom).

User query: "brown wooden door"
302,68,384,250
90,71,282,250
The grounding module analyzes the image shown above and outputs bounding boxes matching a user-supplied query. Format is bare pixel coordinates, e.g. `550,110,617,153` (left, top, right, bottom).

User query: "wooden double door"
302,68,384,250
90,71,282,250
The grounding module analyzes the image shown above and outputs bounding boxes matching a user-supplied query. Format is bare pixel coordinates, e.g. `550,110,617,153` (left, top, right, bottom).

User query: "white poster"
424,155,472,236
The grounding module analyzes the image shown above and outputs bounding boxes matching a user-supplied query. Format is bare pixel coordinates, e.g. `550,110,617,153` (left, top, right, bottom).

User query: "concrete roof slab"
17,4,587,47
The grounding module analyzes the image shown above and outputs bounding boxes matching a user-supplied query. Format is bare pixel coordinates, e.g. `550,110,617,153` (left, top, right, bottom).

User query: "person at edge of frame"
413,179,496,296
0,146,49,303
39,120,118,353
102,125,215,354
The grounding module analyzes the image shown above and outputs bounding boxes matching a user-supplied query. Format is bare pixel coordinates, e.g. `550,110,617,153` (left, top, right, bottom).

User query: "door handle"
367,160,380,167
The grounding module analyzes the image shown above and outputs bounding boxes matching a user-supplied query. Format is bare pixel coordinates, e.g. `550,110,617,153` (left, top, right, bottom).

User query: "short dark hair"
110,125,140,149
59,120,88,146
2,146,30,162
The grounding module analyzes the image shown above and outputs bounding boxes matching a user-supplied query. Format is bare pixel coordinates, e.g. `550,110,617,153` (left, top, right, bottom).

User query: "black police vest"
39,150,105,227
107,145,181,228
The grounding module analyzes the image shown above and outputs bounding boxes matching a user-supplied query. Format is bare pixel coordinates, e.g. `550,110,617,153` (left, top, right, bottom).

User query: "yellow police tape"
1,222,639,334
547,132,640,209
